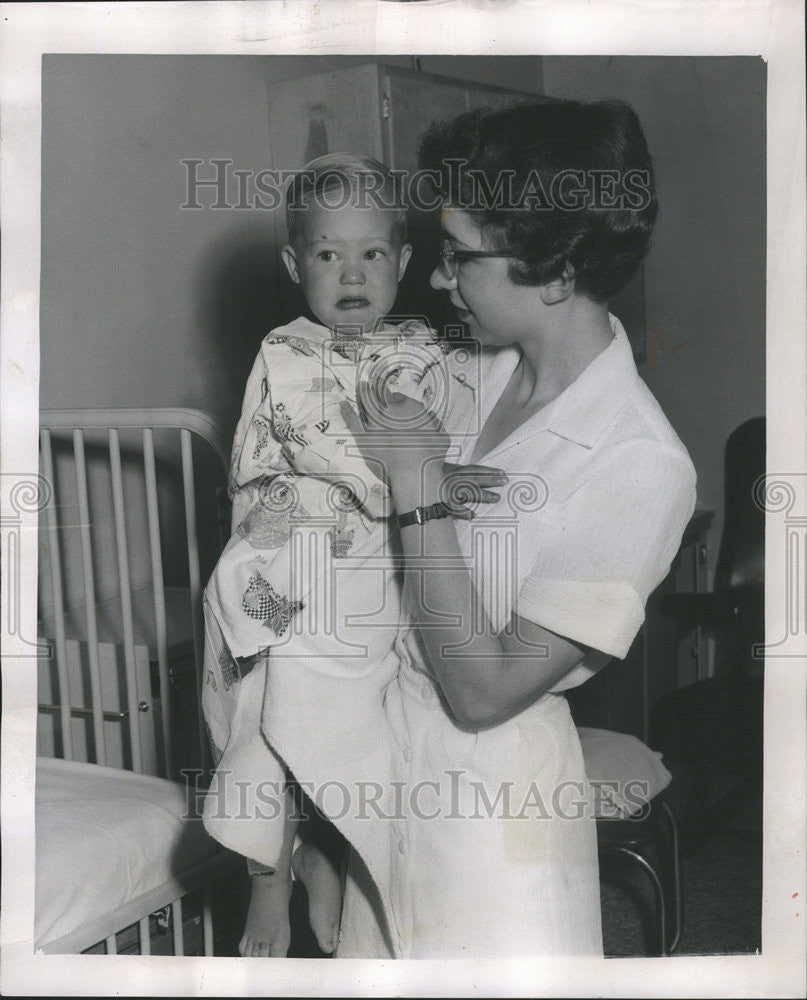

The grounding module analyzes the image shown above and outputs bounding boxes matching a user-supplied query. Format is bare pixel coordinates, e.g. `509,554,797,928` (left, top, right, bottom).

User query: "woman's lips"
338,297,371,309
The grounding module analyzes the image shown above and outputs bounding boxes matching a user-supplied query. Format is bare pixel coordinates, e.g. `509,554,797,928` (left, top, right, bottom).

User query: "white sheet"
35,757,217,950
577,727,672,818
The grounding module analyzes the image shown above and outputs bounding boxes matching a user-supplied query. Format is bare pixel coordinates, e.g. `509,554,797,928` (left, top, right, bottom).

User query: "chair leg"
660,799,683,953
609,846,668,956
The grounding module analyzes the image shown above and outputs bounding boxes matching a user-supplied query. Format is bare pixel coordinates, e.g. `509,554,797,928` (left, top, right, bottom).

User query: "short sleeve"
515,442,697,658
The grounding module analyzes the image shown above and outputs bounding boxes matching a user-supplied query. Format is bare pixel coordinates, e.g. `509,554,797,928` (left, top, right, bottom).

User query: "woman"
336,98,697,958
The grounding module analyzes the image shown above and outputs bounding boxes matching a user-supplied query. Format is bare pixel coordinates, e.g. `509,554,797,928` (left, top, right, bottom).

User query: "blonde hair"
285,152,407,245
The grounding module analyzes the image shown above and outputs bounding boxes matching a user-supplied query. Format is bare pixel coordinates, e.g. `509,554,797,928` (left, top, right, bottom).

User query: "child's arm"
252,334,392,518
228,346,287,533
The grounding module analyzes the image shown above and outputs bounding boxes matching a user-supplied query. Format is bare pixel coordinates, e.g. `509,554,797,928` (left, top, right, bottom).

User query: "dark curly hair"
417,98,658,301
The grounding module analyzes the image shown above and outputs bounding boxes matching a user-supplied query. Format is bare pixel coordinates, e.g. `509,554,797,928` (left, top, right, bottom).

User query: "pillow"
577,727,671,819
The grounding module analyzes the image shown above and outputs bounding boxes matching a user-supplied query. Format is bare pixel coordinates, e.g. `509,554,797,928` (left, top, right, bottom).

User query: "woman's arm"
393,463,589,730
346,388,589,730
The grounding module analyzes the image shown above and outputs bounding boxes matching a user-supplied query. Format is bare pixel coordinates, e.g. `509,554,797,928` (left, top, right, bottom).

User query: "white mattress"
35,757,218,951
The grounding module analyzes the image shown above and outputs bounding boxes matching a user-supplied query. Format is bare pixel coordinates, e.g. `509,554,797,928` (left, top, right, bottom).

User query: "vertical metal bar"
180,429,206,768
109,428,143,772
73,429,106,766
171,898,184,956
39,428,73,760
143,428,172,778
138,917,151,955
202,886,214,956
662,799,683,953
105,934,117,955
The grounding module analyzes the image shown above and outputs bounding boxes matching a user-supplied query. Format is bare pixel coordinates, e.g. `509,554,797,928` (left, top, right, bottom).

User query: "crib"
35,408,242,956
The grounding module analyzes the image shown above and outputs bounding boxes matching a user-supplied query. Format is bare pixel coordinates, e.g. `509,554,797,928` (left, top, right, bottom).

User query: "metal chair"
650,417,765,841
578,726,682,956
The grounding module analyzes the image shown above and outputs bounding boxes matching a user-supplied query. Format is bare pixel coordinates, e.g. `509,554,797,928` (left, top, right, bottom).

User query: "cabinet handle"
381,94,391,120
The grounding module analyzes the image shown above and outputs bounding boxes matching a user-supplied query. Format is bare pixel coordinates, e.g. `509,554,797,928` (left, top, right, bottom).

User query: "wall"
39,54,550,608
541,57,767,579
40,54,546,435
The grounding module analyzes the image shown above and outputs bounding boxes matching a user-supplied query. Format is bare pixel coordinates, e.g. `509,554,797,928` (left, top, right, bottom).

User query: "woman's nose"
430,263,455,291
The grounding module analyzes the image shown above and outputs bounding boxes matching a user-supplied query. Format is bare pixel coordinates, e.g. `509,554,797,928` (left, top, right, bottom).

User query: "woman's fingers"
448,505,475,521
477,489,501,504
444,462,508,485
442,463,508,506
443,484,500,506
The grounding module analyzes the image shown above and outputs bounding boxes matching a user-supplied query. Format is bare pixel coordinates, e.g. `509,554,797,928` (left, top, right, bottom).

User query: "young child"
201,153,455,958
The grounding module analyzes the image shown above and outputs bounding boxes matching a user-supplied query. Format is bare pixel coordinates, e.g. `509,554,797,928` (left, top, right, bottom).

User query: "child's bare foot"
292,840,343,953
239,872,293,957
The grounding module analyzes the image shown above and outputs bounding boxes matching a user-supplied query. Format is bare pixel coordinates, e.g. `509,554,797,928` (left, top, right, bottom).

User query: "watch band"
397,501,453,529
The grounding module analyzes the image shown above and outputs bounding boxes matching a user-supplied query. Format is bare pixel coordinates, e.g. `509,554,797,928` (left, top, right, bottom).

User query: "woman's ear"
540,263,576,304
397,242,413,281
281,245,301,285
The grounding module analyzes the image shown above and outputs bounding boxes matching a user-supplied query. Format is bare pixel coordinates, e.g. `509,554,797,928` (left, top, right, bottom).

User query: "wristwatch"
397,501,453,529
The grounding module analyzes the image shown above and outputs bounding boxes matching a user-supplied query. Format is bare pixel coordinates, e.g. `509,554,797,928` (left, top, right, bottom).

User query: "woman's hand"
340,385,507,516
442,462,507,509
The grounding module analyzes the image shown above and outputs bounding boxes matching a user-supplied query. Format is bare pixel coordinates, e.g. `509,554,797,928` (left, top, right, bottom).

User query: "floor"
211,796,763,959
600,827,762,956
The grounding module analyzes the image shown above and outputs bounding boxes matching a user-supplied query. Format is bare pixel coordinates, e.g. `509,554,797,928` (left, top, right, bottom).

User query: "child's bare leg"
239,782,299,958
292,804,346,954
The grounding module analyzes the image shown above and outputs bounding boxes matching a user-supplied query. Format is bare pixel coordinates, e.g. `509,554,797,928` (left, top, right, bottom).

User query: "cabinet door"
381,71,468,175
382,70,536,334
382,72,469,332
267,63,384,171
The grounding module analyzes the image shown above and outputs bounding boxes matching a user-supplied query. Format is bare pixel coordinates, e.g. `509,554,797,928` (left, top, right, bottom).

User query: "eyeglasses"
438,236,515,280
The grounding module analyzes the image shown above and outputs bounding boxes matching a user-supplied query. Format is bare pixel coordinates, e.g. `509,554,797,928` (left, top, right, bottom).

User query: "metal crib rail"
38,407,231,777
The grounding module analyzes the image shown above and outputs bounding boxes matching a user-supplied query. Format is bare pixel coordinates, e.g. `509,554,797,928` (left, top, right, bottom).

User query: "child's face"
281,201,412,333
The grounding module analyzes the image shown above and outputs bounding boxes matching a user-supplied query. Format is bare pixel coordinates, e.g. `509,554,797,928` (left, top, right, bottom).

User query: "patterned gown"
201,316,452,892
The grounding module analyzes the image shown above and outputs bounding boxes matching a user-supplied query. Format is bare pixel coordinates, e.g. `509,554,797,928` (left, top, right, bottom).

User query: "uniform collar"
541,315,639,449
455,314,640,458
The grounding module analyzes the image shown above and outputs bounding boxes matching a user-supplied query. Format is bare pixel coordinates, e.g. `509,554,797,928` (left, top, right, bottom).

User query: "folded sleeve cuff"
515,577,645,659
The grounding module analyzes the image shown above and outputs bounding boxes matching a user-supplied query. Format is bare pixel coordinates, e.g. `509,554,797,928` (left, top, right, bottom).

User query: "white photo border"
1,1,804,996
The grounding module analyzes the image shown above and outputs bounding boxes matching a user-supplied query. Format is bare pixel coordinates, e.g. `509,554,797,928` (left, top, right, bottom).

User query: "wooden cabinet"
266,63,523,176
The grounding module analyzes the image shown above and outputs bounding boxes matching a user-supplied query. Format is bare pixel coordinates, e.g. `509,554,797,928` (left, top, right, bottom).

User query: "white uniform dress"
337,316,697,958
